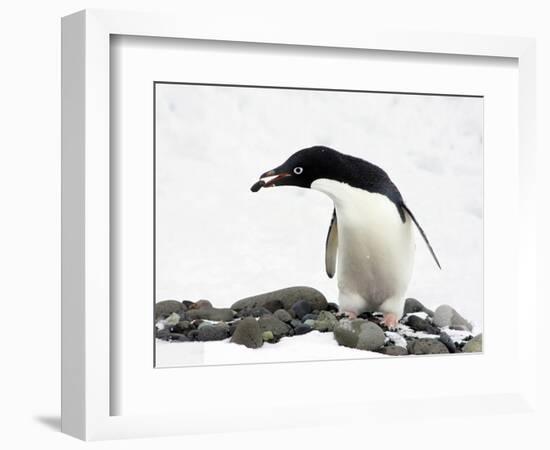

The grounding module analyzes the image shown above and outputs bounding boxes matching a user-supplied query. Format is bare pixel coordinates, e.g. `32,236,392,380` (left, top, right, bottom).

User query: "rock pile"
155,287,482,356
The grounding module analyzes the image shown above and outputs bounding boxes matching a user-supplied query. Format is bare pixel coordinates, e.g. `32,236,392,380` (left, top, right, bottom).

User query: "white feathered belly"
311,179,415,314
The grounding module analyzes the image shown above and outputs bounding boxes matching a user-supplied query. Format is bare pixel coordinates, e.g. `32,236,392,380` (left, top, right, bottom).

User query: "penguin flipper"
325,209,338,278
401,203,442,269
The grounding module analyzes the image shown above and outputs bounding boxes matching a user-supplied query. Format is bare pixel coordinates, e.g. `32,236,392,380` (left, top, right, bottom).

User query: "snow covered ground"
155,84,483,367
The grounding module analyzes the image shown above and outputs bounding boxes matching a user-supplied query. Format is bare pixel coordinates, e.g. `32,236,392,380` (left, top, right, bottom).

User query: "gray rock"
164,312,181,327
406,315,440,335
230,317,263,349
155,300,183,319
231,286,328,313
303,319,316,328
172,320,192,334
433,305,473,331
439,332,457,353
377,346,408,356
262,330,274,341
294,324,312,335
333,320,359,348
407,338,450,355
463,333,483,353
403,298,434,317
197,325,228,341
356,321,385,351
192,299,213,310
313,311,338,332
258,315,291,339
186,307,235,322
167,333,190,342
326,302,340,313
290,319,303,329
273,309,293,323
301,313,318,321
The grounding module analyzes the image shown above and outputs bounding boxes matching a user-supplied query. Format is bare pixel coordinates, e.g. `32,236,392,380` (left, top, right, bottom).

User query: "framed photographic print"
61,9,537,440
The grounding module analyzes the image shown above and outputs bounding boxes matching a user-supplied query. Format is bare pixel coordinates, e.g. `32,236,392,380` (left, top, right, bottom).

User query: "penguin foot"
382,313,398,330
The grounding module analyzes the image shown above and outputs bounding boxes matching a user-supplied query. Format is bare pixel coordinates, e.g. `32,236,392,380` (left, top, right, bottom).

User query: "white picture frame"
61,9,537,441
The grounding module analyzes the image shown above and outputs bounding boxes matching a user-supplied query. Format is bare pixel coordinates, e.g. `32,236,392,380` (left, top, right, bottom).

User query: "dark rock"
231,287,328,313
186,307,235,322
294,324,312,335
181,300,194,309
187,330,199,341
167,333,190,342
376,346,408,356
155,300,183,319
263,299,284,313
230,317,263,349
326,302,340,313
273,309,293,323
439,332,457,353
357,311,376,320
463,333,482,353
290,319,303,329
292,300,313,319
196,324,228,341
313,311,338,332
172,320,192,334
407,338,450,355
433,305,473,331
228,320,241,336
406,315,441,335
258,315,291,339
403,298,434,317
356,321,385,351
248,307,273,317
156,328,171,340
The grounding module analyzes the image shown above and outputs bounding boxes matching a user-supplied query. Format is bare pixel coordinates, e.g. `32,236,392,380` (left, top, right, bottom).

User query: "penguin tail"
401,203,442,270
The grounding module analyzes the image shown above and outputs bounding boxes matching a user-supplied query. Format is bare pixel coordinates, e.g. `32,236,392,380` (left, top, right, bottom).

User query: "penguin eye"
293,167,304,175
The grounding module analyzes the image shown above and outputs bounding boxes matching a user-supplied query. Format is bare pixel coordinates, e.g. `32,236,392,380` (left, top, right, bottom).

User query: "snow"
155,331,387,368
155,84,483,367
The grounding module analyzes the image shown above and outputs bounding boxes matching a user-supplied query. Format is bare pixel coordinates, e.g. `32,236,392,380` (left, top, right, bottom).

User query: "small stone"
377,346,408,356
303,319,316,328
197,325,228,341
263,299,284,313
186,307,235,322
406,315,440,335
231,287,328,313
294,324,313,335
313,311,338,332
262,331,274,341
181,300,194,309
292,300,313,319
333,320,358,348
230,317,263,349
433,305,473,331
155,300,183,320
258,315,291,339
356,322,385,351
326,302,340,313
463,333,482,353
273,309,292,323
172,320,192,334
439,332,457,353
167,333,190,342
164,312,181,327
407,338,450,355
156,328,171,340
403,298,434,317
290,319,303,329
187,329,199,341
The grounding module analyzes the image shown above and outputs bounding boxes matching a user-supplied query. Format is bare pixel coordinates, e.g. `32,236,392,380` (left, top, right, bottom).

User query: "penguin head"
253,146,343,191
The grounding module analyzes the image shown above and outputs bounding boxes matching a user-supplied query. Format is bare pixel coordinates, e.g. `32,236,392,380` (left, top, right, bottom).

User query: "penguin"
251,146,440,329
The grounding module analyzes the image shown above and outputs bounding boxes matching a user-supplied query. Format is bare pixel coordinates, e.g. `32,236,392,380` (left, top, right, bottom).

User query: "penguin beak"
258,169,291,188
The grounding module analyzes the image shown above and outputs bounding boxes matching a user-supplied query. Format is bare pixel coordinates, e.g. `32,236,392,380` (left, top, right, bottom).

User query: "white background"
0,1,548,449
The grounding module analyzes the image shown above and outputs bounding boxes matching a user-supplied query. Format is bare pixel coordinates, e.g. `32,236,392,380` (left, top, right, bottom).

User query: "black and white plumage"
252,146,440,328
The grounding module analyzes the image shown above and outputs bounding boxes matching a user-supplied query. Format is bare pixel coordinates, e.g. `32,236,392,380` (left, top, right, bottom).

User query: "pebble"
463,333,483,353
406,315,441,335
290,319,303,329
292,300,313,319
403,298,434,317
167,333,190,342
262,331,274,341
186,307,235,322
155,300,183,319
294,324,313,335
303,319,316,328
301,313,318,321
273,309,293,323
439,332,458,353
164,312,181,327
333,320,359,348
326,302,340,313
356,322,385,351
258,315,291,339
313,311,338,332
377,346,408,356
407,338,450,355
433,305,473,331
230,317,263,349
